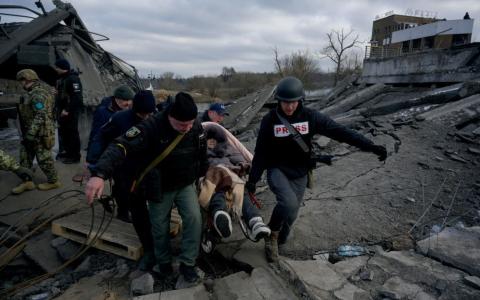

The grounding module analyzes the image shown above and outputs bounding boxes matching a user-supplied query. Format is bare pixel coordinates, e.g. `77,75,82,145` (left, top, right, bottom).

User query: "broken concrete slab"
50,237,81,262
417,227,480,277
464,276,480,290
133,284,209,300
371,248,465,283
468,147,480,155
232,239,269,269
223,86,275,134
330,256,368,278
416,94,480,126
279,259,345,299
377,276,435,300
131,272,154,296
55,272,129,300
334,283,372,300
213,269,298,300
24,230,63,273
321,83,387,117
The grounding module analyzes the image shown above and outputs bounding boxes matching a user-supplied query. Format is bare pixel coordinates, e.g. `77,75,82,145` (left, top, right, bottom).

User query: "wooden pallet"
51,208,182,261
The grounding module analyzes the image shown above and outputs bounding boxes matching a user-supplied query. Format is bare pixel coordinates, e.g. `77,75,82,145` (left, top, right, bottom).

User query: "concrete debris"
464,276,480,290
50,237,81,262
378,276,435,300
23,230,62,273
417,226,480,277
468,147,480,155
130,272,154,296
321,83,387,117
134,284,209,300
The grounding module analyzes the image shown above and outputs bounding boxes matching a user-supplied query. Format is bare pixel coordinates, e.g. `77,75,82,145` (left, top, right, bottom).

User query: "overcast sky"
3,0,480,77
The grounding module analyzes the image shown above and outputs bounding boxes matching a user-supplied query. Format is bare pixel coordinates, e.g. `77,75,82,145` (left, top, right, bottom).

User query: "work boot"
248,216,271,241
37,181,62,191
179,263,199,283
152,262,173,278
265,231,279,263
213,210,232,238
11,181,36,194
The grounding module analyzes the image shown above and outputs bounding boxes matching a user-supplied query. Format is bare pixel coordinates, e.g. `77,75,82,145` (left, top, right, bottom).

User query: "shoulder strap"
130,133,185,192
275,110,309,153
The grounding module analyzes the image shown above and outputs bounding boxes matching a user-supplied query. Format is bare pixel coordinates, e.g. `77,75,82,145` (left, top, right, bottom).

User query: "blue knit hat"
55,58,70,71
132,90,156,113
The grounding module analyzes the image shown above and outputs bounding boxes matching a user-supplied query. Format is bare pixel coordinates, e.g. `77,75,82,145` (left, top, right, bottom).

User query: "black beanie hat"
132,90,156,113
55,58,70,71
168,92,198,121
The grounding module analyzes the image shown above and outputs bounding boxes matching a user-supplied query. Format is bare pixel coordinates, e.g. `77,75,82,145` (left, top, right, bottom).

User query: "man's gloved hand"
371,145,387,161
245,181,256,194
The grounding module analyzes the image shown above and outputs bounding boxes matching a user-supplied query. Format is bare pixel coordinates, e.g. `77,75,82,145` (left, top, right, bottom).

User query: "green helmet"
16,69,39,81
274,76,305,102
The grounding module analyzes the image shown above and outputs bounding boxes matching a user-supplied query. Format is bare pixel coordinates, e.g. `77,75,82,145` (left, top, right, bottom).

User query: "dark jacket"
248,103,376,183
55,70,83,113
87,109,140,165
197,110,213,124
87,96,123,153
91,109,208,199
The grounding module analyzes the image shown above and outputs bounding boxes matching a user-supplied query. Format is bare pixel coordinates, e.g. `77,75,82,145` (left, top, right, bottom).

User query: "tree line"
142,28,362,101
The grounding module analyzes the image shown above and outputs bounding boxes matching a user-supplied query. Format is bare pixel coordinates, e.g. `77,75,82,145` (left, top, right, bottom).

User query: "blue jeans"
148,183,201,266
209,190,260,224
267,168,307,244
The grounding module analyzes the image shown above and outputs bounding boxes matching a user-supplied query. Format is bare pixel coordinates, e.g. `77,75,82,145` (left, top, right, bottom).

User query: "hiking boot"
179,263,199,283
138,250,155,271
265,231,279,263
11,181,35,194
37,181,62,191
248,216,271,242
213,210,232,238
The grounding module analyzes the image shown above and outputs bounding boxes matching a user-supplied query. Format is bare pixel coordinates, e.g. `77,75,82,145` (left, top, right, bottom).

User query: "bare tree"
273,47,318,87
221,66,236,82
321,28,360,86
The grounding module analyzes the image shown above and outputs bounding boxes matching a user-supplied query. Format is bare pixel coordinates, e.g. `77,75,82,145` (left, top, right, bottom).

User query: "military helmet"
274,76,305,102
16,69,39,81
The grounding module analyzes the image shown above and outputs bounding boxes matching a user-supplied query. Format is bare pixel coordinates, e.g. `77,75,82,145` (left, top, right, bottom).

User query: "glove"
371,145,387,161
245,181,256,194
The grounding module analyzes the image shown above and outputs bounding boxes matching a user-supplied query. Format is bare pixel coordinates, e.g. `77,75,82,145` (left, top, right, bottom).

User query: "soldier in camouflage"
0,149,34,194
14,69,61,194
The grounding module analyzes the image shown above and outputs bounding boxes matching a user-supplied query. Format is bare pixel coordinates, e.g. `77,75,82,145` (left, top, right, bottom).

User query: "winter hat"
54,58,70,71
114,85,135,100
168,92,198,121
132,90,156,113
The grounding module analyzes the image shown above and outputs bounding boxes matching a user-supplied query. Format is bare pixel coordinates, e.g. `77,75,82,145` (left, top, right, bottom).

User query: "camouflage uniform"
0,149,20,172
18,80,58,183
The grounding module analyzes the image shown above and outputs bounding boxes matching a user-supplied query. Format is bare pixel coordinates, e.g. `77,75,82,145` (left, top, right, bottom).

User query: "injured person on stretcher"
198,122,271,252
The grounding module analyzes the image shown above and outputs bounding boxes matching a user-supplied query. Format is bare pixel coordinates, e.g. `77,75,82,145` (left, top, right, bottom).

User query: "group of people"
83,75,387,285
2,61,387,285
2,58,83,195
